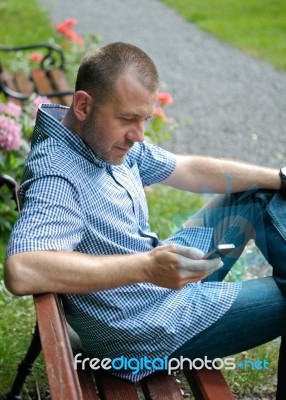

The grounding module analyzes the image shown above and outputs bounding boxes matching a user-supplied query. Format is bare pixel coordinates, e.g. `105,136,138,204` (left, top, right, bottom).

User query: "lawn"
160,0,286,71
0,0,53,46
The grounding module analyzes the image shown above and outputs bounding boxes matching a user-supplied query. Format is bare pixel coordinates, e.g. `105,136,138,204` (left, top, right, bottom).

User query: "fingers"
178,256,223,272
174,244,205,260
172,246,223,276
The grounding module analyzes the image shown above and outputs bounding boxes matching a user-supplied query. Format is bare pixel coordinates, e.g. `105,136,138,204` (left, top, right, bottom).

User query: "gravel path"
38,0,286,168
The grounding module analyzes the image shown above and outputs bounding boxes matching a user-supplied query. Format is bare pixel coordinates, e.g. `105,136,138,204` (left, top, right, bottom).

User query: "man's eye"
121,117,133,122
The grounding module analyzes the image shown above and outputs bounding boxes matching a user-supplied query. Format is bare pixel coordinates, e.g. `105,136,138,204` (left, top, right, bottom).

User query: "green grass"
0,281,47,396
225,341,279,397
0,0,54,46
160,0,286,71
146,184,206,238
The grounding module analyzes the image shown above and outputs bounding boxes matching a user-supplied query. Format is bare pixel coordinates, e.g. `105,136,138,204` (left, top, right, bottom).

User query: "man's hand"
144,244,223,290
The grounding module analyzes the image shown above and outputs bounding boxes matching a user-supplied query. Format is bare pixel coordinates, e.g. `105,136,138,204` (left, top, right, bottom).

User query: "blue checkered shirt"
7,104,241,381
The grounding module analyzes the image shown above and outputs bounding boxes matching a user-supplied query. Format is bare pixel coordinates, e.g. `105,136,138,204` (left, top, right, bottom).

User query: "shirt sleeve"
127,142,177,186
6,175,84,256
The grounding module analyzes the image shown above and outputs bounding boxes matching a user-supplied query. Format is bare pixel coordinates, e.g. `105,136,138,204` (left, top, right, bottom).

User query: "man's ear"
73,91,94,121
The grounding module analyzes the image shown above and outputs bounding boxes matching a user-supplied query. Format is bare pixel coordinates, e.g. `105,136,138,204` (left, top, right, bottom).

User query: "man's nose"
126,121,145,142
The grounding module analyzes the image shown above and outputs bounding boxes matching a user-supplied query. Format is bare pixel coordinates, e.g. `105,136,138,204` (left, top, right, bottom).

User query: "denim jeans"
171,190,286,396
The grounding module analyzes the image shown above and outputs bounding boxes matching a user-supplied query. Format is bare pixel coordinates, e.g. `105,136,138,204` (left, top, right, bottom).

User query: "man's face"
82,73,157,165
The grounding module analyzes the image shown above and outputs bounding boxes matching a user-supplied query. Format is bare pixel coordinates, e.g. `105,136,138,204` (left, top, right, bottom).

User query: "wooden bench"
0,43,74,106
1,174,235,400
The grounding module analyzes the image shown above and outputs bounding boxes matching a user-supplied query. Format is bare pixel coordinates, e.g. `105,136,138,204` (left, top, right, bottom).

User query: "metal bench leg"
6,323,41,400
276,336,286,400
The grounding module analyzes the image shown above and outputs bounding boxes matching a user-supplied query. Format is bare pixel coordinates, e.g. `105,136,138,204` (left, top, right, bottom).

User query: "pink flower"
33,96,51,110
0,115,22,151
153,107,167,121
157,92,173,106
0,101,22,119
29,52,44,63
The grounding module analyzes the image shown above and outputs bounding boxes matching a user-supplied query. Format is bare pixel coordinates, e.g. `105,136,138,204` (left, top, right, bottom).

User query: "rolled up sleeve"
7,175,84,256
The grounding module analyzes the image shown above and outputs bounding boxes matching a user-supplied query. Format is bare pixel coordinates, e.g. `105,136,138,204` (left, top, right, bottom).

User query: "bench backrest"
0,44,74,106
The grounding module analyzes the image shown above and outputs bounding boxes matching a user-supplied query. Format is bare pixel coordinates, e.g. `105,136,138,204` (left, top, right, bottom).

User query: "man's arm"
163,155,281,193
4,244,222,296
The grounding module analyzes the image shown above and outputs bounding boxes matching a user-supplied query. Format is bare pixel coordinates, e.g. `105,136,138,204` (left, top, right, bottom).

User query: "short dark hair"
75,42,159,105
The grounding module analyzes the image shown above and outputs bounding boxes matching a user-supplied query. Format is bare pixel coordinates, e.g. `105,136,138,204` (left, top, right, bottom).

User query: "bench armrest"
0,43,66,70
34,293,83,400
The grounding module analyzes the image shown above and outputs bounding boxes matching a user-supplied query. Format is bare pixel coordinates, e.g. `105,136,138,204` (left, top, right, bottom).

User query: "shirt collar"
34,103,107,167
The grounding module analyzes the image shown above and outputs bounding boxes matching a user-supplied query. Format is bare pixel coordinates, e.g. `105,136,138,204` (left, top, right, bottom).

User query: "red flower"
56,22,69,34
157,92,173,106
56,18,77,33
153,107,167,121
56,18,84,45
64,29,84,45
64,18,77,28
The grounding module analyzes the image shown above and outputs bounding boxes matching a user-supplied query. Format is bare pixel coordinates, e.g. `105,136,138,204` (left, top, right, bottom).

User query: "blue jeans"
171,190,286,397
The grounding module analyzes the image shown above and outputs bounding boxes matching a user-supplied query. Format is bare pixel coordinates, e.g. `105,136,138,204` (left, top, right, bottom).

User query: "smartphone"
203,244,235,259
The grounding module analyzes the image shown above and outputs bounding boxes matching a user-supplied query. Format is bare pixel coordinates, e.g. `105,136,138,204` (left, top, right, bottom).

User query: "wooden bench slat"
78,366,100,400
141,373,184,400
14,71,34,97
31,68,61,103
95,371,139,400
0,69,22,105
48,68,73,106
34,293,83,400
48,68,70,91
31,69,53,93
184,368,235,400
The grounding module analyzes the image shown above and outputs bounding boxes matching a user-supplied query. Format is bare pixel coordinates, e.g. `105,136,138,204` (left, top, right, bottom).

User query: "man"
4,42,286,387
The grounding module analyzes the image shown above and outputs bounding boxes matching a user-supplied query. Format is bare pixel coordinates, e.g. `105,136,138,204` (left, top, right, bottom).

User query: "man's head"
63,42,159,165
75,42,159,108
